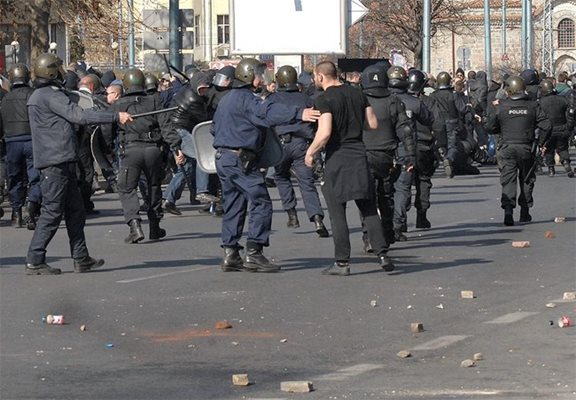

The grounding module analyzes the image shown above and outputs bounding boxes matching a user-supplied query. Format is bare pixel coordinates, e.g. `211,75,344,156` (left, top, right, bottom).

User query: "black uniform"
25,83,118,269
539,91,574,175
429,87,468,165
107,91,181,240
484,95,551,220
363,87,415,244
0,82,41,226
394,91,436,231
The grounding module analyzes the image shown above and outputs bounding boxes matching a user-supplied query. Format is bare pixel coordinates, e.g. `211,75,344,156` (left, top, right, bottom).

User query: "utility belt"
278,133,311,145
218,147,258,174
122,130,162,144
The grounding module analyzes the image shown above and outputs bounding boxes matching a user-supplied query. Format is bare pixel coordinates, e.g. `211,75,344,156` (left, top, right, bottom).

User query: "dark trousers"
26,162,88,265
364,150,395,241
274,137,323,220
498,144,535,209
117,143,164,223
6,139,41,209
77,138,95,211
323,183,388,262
216,149,272,248
544,134,571,165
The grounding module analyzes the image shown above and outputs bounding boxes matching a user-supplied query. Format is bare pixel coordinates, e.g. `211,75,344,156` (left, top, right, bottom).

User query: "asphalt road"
1,163,575,400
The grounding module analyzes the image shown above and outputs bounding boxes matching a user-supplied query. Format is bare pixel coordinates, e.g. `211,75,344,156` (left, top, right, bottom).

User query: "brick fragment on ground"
461,290,475,299
215,320,232,329
232,374,250,386
563,292,576,301
512,241,530,248
544,231,556,239
280,381,313,393
554,217,566,223
410,322,424,333
397,350,412,358
473,353,484,361
460,359,475,368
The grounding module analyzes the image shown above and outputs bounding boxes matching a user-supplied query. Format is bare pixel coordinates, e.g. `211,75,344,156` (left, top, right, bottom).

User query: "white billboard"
230,0,347,55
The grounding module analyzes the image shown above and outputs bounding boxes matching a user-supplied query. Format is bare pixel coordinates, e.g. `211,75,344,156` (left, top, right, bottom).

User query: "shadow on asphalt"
388,257,493,275
94,257,217,272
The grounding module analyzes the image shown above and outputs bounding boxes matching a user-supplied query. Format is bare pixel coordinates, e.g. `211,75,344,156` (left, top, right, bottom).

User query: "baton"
168,63,190,83
130,106,178,119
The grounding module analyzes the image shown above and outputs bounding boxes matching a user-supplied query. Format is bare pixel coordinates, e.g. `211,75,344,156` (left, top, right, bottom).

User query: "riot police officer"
360,63,415,246
212,58,319,273
107,68,184,244
0,63,41,229
267,65,328,237
484,76,552,226
429,71,468,178
538,79,574,178
25,53,132,275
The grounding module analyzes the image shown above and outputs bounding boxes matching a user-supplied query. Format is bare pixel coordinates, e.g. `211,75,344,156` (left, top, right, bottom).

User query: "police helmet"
407,69,428,95
361,64,389,90
436,71,452,89
520,69,539,86
122,68,146,93
144,73,159,93
505,75,527,100
387,66,408,89
538,79,555,96
213,65,235,88
234,58,265,87
8,63,30,86
275,65,299,91
33,53,65,81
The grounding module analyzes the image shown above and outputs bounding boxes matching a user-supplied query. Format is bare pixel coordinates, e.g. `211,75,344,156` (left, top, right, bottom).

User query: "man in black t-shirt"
305,61,395,276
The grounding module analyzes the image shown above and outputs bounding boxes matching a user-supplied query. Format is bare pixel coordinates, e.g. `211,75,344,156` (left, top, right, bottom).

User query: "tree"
349,0,471,69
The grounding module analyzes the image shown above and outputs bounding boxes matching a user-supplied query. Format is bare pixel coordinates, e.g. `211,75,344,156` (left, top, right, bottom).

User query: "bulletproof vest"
114,93,162,143
497,98,538,144
172,84,208,130
363,94,401,151
539,94,568,129
0,85,34,137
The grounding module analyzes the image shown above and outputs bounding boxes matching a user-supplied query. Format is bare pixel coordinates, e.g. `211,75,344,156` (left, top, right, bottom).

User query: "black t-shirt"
315,84,368,155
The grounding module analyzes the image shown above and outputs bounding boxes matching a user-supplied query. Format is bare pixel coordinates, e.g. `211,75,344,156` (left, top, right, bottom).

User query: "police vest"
363,94,401,151
497,99,538,144
539,94,568,129
0,85,34,137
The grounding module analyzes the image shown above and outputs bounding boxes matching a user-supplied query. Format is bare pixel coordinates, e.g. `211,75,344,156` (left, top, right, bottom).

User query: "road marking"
315,363,382,381
485,312,539,324
116,265,214,283
411,335,469,351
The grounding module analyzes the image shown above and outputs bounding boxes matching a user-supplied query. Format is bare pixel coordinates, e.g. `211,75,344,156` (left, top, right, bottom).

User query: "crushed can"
558,316,571,328
42,314,65,325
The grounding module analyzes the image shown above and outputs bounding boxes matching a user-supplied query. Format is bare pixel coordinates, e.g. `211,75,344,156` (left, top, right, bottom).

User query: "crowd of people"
0,53,574,276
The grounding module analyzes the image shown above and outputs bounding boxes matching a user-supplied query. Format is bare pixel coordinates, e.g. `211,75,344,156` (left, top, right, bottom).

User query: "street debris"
105,343,114,348
370,300,378,307
461,290,475,299
80,325,87,331
512,241,530,248
554,217,566,223
232,374,250,386
546,303,557,308
473,353,484,361
410,322,424,333
280,381,313,393
460,359,475,368
280,338,288,343
396,350,412,358
436,304,444,309
42,315,64,325
231,341,239,346
563,292,576,301
407,305,413,309
215,320,232,329
544,231,556,239
558,316,571,328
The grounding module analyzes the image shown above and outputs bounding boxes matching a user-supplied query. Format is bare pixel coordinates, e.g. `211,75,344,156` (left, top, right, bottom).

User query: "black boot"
379,254,395,272
519,207,532,223
26,201,40,230
245,243,280,272
286,208,300,228
11,208,23,228
504,206,514,226
73,256,105,273
563,161,574,178
313,215,329,237
221,247,245,272
394,228,407,242
548,166,555,177
125,219,145,244
321,261,350,276
416,210,431,229
149,219,166,241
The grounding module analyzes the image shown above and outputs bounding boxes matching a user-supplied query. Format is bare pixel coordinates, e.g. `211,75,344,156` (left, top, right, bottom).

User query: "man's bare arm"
305,113,333,167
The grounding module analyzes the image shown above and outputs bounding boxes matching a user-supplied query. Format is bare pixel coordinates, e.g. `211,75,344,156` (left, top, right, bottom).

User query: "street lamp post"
10,40,19,64
111,41,119,72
